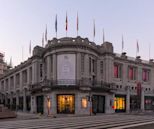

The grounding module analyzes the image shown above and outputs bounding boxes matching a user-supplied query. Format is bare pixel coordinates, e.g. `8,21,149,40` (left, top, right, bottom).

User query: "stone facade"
0,36,154,115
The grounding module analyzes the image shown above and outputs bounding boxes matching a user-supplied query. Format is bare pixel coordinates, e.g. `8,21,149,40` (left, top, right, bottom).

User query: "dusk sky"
0,0,154,66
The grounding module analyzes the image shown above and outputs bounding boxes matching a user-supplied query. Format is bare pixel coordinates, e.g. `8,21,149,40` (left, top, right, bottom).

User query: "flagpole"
93,19,95,42
122,35,124,53
77,12,79,36
103,28,105,43
66,12,68,37
149,43,151,60
55,14,57,38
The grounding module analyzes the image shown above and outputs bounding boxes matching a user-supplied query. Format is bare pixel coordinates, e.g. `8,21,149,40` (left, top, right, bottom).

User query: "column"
31,96,36,113
10,93,13,109
5,94,8,106
105,95,110,113
16,91,19,110
126,86,130,113
141,88,145,111
23,89,27,112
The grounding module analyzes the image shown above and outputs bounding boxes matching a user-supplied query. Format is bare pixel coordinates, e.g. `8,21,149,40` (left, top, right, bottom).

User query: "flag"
137,40,139,53
29,40,31,55
55,14,57,33
42,33,44,47
77,12,79,32
66,12,68,31
93,20,95,38
45,24,47,42
122,35,124,51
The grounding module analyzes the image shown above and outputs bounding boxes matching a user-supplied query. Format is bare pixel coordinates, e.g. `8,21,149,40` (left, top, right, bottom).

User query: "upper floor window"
100,61,103,74
81,54,84,72
29,67,32,83
40,64,43,80
142,69,150,82
114,64,122,78
5,79,8,91
16,73,20,86
10,76,14,89
128,66,137,80
22,70,27,84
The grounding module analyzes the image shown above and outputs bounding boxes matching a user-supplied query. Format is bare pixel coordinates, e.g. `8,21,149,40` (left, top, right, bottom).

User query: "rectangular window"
100,61,103,74
40,64,43,80
16,73,20,87
81,98,88,108
81,54,84,72
89,57,91,73
142,69,150,82
10,76,14,90
128,66,137,80
114,64,122,78
22,70,27,84
29,67,32,83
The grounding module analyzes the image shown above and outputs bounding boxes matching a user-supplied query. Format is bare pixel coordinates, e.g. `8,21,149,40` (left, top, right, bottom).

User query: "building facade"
0,36,154,115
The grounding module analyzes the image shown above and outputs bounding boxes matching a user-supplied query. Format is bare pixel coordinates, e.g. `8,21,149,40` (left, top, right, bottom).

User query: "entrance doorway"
36,95,44,114
92,95,105,113
57,95,75,114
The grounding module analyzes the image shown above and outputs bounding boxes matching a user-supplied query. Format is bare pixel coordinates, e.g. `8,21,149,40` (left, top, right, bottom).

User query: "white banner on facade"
57,54,76,85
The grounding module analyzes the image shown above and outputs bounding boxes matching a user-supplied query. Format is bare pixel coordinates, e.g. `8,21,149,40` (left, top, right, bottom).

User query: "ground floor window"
145,96,154,110
81,98,88,108
114,95,126,112
57,95,75,114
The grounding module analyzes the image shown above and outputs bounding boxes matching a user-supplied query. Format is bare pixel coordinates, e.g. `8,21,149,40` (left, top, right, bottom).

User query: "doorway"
92,95,105,113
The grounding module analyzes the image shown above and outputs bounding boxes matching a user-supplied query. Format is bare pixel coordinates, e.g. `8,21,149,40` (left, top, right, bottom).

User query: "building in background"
0,36,154,115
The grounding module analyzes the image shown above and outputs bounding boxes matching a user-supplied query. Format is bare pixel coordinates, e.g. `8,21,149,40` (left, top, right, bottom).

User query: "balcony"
30,79,116,93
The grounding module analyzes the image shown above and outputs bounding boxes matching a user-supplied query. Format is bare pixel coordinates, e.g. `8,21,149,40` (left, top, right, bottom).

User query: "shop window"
114,97,125,110
81,98,88,108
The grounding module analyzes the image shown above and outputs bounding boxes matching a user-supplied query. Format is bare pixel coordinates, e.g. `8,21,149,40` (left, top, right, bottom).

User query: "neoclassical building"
0,36,154,115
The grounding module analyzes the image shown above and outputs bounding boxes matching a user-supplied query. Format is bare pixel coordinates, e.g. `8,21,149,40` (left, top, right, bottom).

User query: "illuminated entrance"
57,95,75,114
114,95,126,112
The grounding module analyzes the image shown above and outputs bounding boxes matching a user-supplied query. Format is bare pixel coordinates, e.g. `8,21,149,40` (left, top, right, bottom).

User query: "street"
0,114,154,129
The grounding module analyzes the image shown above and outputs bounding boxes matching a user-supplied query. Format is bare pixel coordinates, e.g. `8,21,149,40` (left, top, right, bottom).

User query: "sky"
0,0,154,66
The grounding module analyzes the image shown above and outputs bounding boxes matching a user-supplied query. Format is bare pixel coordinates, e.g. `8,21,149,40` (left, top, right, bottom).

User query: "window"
29,67,32,83
5,79,8,91
16,73,20,87
10,76,14,90
142,69,150,82
81,98,88,108
81,54,84,72
40,64,43,80
114,64,122,78
89,57,91,73
92,59,95,72
128,66,137,80
100,61,103,74
22,70,27,84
